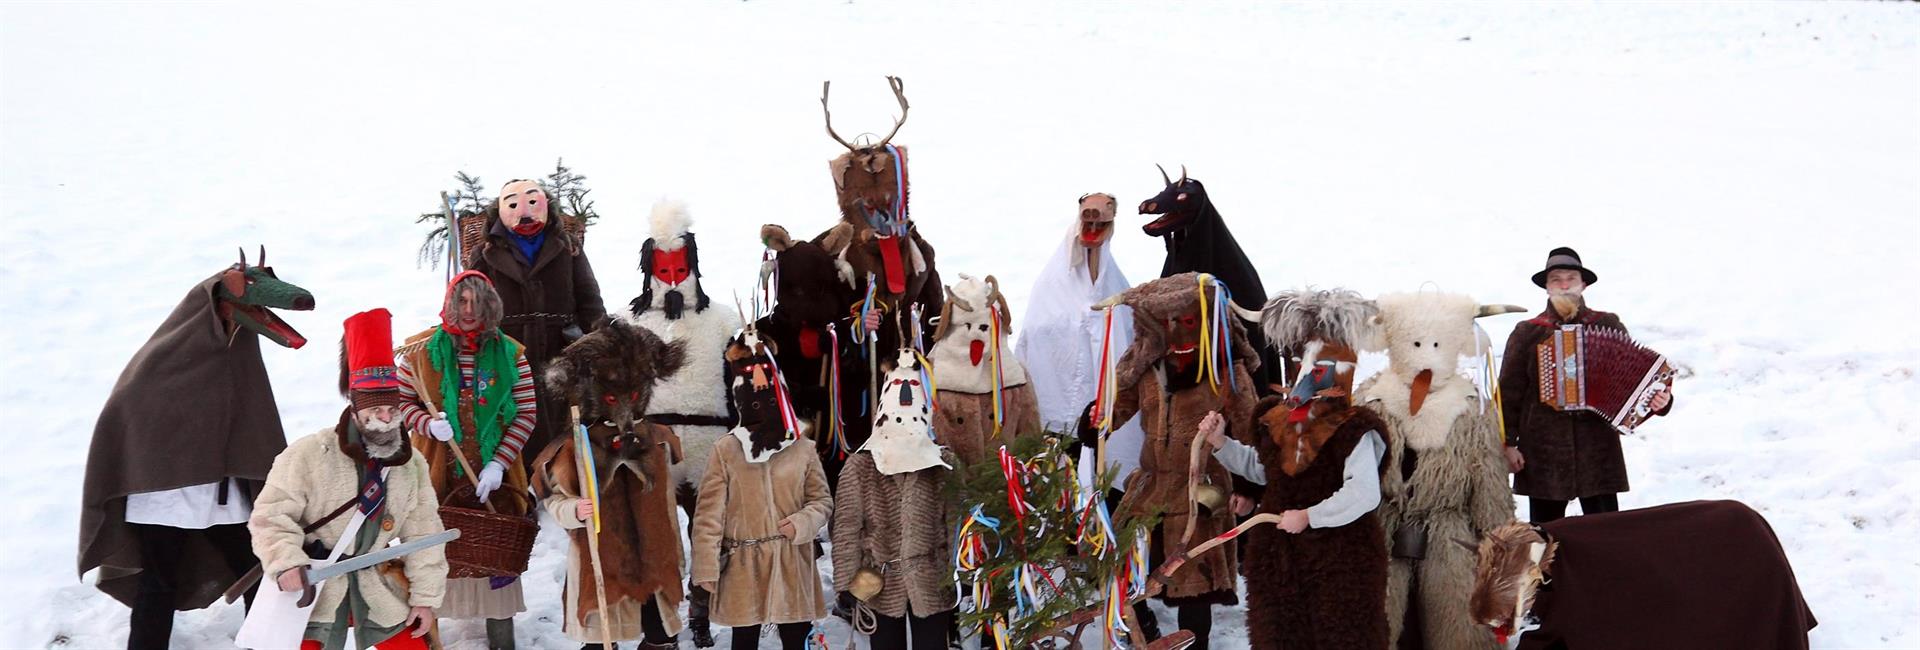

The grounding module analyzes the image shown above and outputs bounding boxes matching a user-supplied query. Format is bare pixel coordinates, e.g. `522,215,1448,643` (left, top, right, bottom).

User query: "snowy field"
4,1,1917,648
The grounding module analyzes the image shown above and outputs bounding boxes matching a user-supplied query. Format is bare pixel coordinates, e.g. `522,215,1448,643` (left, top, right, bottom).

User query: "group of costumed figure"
76,77,1818,650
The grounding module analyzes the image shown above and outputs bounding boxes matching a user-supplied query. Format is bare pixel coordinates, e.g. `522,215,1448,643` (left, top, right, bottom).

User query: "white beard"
361,418,406,461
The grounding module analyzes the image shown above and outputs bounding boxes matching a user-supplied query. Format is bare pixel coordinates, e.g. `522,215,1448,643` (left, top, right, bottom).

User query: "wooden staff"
407,369,495,513
572,405,614,648
1149,512,1285,596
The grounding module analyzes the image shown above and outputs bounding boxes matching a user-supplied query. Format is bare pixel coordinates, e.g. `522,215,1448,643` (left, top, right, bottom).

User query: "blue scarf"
508,228,546,265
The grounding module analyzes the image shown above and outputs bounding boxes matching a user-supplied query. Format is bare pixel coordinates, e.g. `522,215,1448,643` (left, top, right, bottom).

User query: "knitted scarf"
427,325,517,475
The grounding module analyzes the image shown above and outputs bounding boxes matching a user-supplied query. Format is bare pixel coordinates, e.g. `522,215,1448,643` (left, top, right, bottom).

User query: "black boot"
485,617,515,650
688,583,715,647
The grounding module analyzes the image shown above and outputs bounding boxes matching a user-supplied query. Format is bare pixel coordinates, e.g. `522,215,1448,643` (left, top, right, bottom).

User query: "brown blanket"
77,273,291,609
1519,500,1816,650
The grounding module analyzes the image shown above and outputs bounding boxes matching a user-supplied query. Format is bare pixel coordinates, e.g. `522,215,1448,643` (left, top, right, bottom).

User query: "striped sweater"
396,351,538,466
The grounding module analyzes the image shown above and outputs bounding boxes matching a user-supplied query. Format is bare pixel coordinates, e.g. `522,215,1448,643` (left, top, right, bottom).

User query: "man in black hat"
1497,247,1672,524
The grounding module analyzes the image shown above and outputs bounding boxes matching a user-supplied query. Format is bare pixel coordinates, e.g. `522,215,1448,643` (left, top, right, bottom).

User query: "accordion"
1536,324,1675,434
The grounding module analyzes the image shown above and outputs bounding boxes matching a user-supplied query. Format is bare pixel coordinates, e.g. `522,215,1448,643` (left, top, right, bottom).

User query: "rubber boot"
485,617,515,650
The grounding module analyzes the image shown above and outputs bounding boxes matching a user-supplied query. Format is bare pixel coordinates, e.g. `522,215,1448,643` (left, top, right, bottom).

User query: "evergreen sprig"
947,433,1155,646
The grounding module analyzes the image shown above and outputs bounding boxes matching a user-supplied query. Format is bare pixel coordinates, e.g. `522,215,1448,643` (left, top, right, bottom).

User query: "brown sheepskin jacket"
831,451,958,618
1111,363,1257,602
690,432,832,627
931,385,1044,466
1498,304,1671,500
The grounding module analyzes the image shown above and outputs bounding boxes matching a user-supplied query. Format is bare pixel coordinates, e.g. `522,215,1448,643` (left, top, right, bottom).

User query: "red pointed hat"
343,308,405,408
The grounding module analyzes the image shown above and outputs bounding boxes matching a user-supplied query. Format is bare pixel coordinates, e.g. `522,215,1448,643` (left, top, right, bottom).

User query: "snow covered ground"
4,1,1916,647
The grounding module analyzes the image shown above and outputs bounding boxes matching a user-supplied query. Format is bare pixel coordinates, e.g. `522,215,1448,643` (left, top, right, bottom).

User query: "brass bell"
849,566,885,602
1193,482,1227,516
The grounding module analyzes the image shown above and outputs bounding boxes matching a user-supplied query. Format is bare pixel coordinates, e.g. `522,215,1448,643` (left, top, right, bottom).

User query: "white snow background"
3,1,1916,648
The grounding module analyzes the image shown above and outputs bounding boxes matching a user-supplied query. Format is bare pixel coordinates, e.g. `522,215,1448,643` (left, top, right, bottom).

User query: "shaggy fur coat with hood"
1355,291,1518,650
1104,273,1260,604
248,421,448,631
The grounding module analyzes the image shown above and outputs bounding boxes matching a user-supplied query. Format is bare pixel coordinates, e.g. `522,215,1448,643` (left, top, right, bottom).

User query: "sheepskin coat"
624,297,742,497
1358,372,1514,650
1243,402,1391,650
830,451,958,618
1112,364,1257,603
1499,304,1670,500
248,427,447,630
689,431,832,627
533,423,685,642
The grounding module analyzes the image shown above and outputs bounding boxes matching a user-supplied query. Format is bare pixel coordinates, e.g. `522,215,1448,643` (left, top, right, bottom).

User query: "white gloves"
476,460,506,503
426,417,454,442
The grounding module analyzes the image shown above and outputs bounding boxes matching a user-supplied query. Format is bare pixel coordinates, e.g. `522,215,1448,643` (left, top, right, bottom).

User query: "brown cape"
78,273,291,608
1518,500,1816,650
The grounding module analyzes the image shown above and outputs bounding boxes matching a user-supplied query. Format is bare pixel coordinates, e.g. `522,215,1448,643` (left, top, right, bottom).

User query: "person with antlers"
394,271,537,648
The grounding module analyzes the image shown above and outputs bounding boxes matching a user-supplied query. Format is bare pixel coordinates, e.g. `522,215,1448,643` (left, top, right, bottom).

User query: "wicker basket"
439,484,539,579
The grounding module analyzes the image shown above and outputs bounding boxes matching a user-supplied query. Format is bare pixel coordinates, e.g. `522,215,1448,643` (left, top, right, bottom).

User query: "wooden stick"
572,406,614,649
407,368,496,513
1148,512,1285,596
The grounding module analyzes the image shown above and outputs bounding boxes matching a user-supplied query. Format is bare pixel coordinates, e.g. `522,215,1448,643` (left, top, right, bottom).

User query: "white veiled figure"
1014,201,1145,492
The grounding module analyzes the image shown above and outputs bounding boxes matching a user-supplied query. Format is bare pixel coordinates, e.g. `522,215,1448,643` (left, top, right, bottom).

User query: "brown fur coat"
1112,365,1257,603
533,422,684,641
1243,402,1391,649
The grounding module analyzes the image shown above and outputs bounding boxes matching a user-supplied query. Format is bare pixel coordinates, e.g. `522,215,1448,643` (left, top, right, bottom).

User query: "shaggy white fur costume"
623,200,743,491
1355,291,1521,650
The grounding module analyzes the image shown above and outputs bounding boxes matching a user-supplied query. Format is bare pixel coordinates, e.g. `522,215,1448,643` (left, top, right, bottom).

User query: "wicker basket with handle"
439,483,539,579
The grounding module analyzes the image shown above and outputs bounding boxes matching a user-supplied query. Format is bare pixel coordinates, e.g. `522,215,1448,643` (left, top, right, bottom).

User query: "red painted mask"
651,248,691,286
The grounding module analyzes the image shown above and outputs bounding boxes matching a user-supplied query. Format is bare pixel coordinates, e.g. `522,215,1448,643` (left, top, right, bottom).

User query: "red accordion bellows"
1537,325,1674,434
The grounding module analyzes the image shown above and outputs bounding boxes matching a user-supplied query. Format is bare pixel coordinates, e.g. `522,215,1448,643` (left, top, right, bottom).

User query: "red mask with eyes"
1165,310,1202,371
651,248,691,286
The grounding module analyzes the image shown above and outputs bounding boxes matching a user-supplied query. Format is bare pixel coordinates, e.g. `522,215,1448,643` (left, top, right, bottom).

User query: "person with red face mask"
621,200,742,647
393,272,538,649
465,179,607,479
1080,273,1260,650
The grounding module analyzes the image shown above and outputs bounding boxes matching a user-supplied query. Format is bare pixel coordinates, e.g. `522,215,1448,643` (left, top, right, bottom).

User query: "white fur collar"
1360,370,1477,451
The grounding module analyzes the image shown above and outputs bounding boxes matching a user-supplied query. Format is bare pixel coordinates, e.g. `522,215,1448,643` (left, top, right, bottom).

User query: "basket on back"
1536,324,1675,434
455,211,588,269
439,483,539,579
